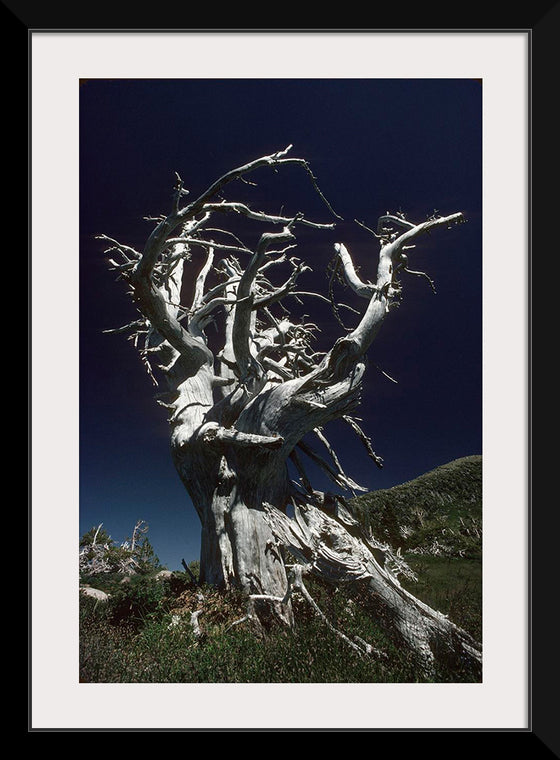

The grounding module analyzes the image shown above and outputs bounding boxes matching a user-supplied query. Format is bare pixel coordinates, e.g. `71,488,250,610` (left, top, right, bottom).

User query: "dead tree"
100,146,481,677
79,520,151,575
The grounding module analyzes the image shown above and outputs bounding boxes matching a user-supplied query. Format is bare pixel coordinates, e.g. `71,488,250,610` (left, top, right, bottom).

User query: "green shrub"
79,521,162,577
106,576,168,628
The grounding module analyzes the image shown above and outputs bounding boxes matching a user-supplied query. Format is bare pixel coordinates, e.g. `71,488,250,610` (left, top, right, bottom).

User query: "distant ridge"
351,455,482,559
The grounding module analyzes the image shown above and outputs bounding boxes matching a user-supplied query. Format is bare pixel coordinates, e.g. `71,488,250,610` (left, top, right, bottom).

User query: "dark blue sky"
79,78,482,570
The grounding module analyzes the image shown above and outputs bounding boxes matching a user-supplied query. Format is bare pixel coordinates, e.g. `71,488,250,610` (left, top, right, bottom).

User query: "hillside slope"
351,455,482,559
79,457,483,681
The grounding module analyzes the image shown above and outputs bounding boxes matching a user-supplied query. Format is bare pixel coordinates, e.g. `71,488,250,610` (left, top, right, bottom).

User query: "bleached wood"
103,148,477,672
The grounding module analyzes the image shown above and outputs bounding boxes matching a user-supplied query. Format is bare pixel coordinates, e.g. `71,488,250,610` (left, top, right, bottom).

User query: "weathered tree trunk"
101,147,481,676
172,428,296,625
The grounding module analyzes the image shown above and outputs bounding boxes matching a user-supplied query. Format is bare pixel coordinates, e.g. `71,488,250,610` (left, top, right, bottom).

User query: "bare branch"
96,234,141,260
130,214,213,375
334,243,376,299
102,319,147,336
252,260,312,310
402,266,437,294
92,524,103,546
202,201,335,230
172,171,189,215
372,363,398,385
376,213,416,235
189,295,238,325
177,145,341,223
297,439,367,493
200,274,242,306
289,564,383,658
181,558,200,585
325,212,463,363
289,450,314,494
342,415,384,469
129,519,149,553
190,608,203,639
388,212,465,254
313,426,366,493
259,252,289,271
165,237,252,257
197,421,284,450
232,223,298,380
261,356,295,381
292,291,360,315
191,245,215,312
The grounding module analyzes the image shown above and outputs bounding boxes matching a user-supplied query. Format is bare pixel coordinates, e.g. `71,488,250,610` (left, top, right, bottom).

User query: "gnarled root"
262,495,482,679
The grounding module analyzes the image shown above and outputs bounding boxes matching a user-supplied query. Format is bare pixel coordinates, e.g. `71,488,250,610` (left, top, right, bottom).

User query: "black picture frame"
23,8,549,745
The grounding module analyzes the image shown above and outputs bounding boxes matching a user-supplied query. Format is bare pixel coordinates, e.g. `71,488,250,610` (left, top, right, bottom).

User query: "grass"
403,556,482,642
351,455,482,559
80,584,414,683
79,561,481,683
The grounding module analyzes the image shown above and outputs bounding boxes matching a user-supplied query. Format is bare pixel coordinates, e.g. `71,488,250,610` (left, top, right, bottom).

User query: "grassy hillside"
351,455,482,559
79,456,482,683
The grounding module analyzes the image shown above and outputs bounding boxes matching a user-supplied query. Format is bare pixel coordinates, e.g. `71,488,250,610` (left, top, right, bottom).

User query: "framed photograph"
28,24,538,737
